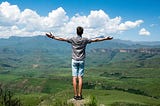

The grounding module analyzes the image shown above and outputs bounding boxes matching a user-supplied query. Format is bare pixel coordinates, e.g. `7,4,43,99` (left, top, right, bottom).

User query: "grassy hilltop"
0,36,160,106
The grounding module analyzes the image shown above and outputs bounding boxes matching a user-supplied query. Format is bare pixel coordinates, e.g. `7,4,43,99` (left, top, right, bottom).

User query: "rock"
67,98,89,106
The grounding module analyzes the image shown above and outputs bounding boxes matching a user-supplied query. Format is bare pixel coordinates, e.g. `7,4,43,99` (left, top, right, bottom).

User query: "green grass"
3,89,160,106
83,89,160,106
31,89,160,106
42,78,72,93
0,74,20,82
17,93,49,106
1,46,160,106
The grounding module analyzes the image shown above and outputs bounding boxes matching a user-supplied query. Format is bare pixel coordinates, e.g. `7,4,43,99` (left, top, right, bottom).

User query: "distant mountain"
135,41,160,46
111,39,160,47
0,35,160,70
0,35,70,53
0,36,160,50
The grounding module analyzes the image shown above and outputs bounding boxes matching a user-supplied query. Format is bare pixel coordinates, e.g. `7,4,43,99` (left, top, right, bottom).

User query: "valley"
0,36,160,106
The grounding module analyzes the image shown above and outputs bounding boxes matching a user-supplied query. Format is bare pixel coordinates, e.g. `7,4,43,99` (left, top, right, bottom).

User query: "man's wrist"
51,36,54,39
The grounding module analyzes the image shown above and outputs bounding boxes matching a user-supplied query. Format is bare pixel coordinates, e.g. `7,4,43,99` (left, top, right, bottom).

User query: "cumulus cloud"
0,1,20,25
118,20,143,31
139,28,150,36
42,7,69,31
0,1,144,38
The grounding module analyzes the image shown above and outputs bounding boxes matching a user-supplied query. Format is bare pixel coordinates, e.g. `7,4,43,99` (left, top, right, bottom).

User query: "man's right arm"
91,36,113,42
46,32,68,42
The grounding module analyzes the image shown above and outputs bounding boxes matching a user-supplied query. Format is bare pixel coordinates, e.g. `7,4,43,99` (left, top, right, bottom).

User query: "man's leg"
77,60,84,99
73,76,77,96
72,59,78,98
78,76,83,96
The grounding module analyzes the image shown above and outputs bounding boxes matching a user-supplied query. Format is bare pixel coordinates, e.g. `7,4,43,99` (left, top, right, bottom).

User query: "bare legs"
78,76,83,96
72,59,84,99
72,76,83,97
73,76,77,96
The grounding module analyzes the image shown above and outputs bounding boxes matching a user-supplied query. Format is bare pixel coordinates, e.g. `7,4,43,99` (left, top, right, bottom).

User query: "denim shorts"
72,59,85,77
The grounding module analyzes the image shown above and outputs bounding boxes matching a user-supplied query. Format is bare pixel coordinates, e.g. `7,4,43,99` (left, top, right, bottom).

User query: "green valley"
0,36,160,106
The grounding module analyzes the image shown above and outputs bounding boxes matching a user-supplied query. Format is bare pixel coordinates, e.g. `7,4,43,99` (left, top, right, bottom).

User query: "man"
46,26,113,100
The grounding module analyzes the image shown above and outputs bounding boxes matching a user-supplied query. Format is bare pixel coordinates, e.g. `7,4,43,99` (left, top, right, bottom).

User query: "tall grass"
86,95,98,106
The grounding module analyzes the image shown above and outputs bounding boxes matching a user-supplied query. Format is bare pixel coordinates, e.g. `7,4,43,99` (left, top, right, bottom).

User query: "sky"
0,0,160,41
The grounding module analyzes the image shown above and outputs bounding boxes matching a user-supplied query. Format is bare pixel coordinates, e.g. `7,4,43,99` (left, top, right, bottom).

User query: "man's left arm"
90,36,113,42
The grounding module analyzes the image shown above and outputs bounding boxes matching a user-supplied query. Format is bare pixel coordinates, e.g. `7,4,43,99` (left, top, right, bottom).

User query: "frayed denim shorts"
72,59,85,77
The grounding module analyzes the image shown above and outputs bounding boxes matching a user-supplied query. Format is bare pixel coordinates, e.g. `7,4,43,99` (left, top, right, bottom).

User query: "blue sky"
0,0,160,41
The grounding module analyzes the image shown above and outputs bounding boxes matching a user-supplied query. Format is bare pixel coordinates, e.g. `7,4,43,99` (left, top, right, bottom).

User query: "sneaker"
77,95,83,100
73,96,78,100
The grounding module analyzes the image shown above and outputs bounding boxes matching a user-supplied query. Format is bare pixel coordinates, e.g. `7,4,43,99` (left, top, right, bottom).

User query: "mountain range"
0,35,160,50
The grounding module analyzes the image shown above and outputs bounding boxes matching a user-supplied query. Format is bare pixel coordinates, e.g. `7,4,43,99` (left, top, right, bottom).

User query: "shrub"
0,85,22,106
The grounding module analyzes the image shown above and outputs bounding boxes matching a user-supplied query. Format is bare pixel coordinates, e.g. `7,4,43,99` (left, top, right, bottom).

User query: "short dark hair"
76,26,83,35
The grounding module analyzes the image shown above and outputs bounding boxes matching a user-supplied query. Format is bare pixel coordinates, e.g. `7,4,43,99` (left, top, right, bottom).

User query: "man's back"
67,36,91,61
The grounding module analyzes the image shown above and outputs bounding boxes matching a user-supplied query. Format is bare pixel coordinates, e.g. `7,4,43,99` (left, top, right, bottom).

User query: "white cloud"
118,20,143,31
139,28,150,36
0,2,20,25
87,10,110,28
19,9,42,31
43,7,69,28
0,1,144,38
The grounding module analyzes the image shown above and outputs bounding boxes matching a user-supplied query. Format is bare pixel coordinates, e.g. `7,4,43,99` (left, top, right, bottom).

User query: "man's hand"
106,36,113,40
45,32,68,41
46,32,54,38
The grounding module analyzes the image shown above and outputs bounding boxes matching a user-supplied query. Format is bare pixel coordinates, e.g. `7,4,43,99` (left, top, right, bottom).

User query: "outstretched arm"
46,32,68,42
91,36,113,42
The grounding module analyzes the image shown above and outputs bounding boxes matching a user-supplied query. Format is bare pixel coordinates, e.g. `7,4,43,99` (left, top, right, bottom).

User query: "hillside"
1,35,160,71
0,36,160,106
